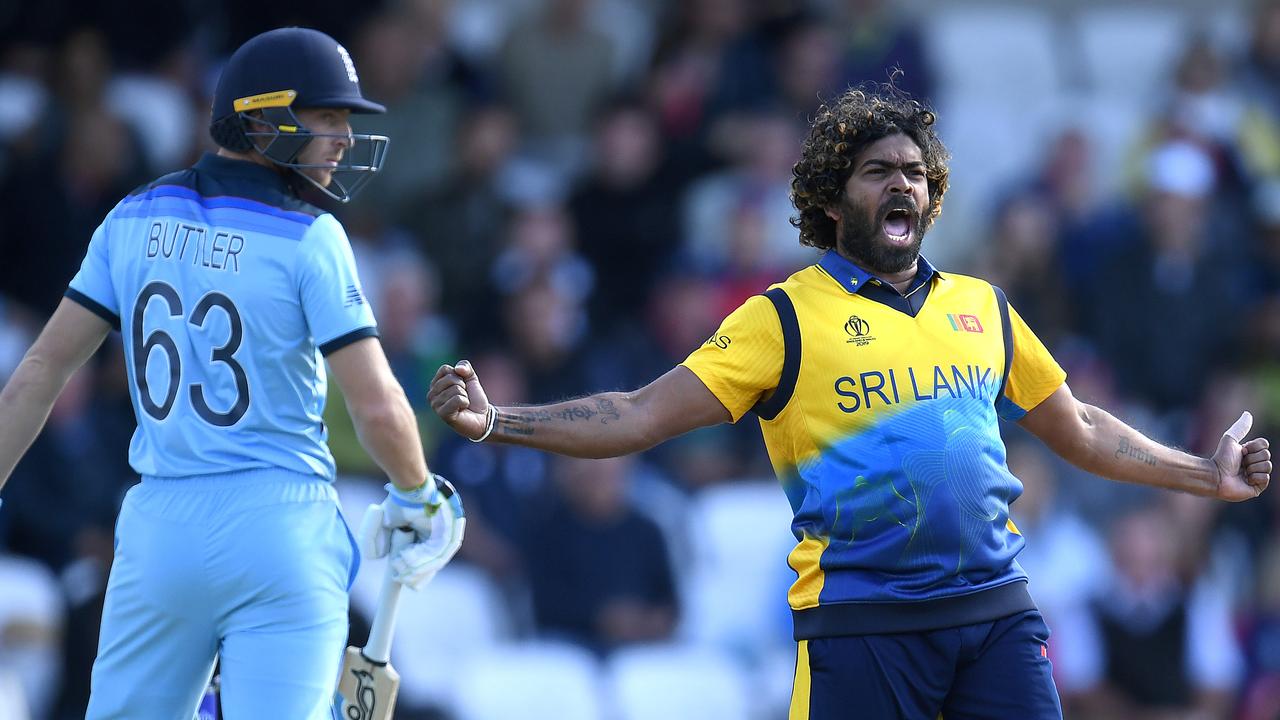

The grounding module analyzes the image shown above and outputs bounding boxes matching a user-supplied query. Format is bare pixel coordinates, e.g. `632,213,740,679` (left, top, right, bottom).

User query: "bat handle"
363,528,413,664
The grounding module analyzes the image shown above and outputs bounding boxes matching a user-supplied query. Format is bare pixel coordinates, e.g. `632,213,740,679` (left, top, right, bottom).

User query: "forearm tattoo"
1115,437,1158,466
495,398,622,437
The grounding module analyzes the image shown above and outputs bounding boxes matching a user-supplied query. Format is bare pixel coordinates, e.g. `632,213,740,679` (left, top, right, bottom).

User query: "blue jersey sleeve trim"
65,288,120,331
319,326,379,356
753,288,800,421
996,396,1028,421
993,285,1013,402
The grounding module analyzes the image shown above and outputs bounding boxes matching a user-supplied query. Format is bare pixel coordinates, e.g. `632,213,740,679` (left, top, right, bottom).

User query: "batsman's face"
294,107,353,188
829,133,930,274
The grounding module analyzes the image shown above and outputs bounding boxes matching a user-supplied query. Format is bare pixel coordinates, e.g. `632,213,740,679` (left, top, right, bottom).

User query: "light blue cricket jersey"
66,153,378,480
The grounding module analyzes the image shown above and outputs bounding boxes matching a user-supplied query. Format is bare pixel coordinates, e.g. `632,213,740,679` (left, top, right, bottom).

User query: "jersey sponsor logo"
946,313,984,333
844,316,875,347
704,333,731,349
337,44,359,84
834,364,997,413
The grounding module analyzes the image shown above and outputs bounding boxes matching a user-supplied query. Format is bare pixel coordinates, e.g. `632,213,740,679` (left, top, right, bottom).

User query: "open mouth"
882,208,914,245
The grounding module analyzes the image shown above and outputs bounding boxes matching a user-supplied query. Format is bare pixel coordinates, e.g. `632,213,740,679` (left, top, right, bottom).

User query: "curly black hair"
790,86,950,250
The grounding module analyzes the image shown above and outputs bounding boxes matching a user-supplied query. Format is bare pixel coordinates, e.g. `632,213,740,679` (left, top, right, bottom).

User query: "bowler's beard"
835,195,928,274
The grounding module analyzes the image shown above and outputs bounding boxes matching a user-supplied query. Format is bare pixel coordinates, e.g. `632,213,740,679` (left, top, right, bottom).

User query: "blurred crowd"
2,0,1280,718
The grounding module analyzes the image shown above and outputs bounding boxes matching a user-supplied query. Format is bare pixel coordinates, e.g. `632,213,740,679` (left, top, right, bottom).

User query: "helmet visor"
242,113,390,203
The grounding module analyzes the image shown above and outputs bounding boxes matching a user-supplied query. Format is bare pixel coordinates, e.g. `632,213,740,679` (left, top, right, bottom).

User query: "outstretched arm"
429,362,732,458
0,298,111,492
1019,383,1271,501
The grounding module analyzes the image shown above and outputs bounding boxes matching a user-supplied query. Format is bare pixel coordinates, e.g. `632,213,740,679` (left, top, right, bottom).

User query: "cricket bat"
338,510,414,720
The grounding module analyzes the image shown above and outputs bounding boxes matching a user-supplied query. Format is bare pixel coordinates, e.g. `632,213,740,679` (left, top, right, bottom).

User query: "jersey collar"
195,153,294,194
192,153,324,216
816,250,943,317
817,250,942,295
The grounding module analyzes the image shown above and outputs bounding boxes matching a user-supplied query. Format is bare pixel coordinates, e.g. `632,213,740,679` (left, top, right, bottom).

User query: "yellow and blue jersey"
682,251,1065,638
66,153,377,480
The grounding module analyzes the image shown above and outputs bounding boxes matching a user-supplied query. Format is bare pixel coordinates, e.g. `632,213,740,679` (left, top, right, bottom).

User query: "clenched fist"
428,360,493,441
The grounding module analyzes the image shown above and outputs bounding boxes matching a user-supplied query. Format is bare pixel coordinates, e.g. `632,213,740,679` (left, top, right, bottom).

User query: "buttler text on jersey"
145,221,245,272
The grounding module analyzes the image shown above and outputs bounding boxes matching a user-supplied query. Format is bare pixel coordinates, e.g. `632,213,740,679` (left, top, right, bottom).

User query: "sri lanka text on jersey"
834,365,998,414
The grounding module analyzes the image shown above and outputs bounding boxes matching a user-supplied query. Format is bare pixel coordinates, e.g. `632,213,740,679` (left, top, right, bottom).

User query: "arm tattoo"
494,409,534,437
494,398,624,437
593,398,622,423
1115,437,1157,466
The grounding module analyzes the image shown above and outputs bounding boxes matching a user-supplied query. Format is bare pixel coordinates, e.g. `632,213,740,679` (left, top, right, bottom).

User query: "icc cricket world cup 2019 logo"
845,316,875,347
346,669,376,720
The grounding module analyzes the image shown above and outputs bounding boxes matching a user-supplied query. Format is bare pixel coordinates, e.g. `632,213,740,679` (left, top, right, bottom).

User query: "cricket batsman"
0,27,462,719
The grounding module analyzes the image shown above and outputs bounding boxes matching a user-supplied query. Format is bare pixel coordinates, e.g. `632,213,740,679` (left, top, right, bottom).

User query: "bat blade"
338,520,412,720
337,646,400,720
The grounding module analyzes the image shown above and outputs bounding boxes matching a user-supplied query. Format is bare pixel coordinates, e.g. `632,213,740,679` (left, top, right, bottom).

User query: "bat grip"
363,528,413,664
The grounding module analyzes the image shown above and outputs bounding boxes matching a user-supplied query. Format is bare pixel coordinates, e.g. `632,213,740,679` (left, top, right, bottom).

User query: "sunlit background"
1,0,1279,718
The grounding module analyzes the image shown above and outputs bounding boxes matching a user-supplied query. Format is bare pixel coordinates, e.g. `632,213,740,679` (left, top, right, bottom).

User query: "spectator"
1236,0,1280,180
569,100,682,328
500,278,592,402
342,6,470,217
647,0,759,179
682,112,811,273
498,0,617,178
979,193,1071,350
1162,36,1244,149
1087,141,1247,430
0,29,148,315
1064,503,1244,720
492,206,594,299
832,0,934,103
398,105,520,338
771,20,843,125
0,554,63,719
525,454,678,654
1239,535,1280,720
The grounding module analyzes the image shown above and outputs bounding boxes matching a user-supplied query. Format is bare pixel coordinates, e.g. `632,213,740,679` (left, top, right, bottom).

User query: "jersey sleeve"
295,214,378,355
680,293,784,423
65,219,121,329
997,301,1066,421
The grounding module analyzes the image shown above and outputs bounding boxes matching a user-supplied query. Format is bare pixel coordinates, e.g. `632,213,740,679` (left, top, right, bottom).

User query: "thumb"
455,359,476,380
1224,412,1253,444
456,360,490,411
356,504,390,559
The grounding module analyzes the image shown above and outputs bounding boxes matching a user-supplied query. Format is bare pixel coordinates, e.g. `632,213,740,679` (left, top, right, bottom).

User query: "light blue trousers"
85,469,358,720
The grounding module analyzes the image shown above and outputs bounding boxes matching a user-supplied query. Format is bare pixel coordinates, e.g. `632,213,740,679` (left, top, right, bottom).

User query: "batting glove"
357,474,466,589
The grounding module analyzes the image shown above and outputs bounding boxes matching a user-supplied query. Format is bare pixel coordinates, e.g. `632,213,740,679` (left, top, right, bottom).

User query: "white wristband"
470,406,497,443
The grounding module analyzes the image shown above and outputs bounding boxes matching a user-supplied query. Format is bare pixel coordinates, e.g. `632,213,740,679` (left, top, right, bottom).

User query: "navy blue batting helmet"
210,27,389,202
